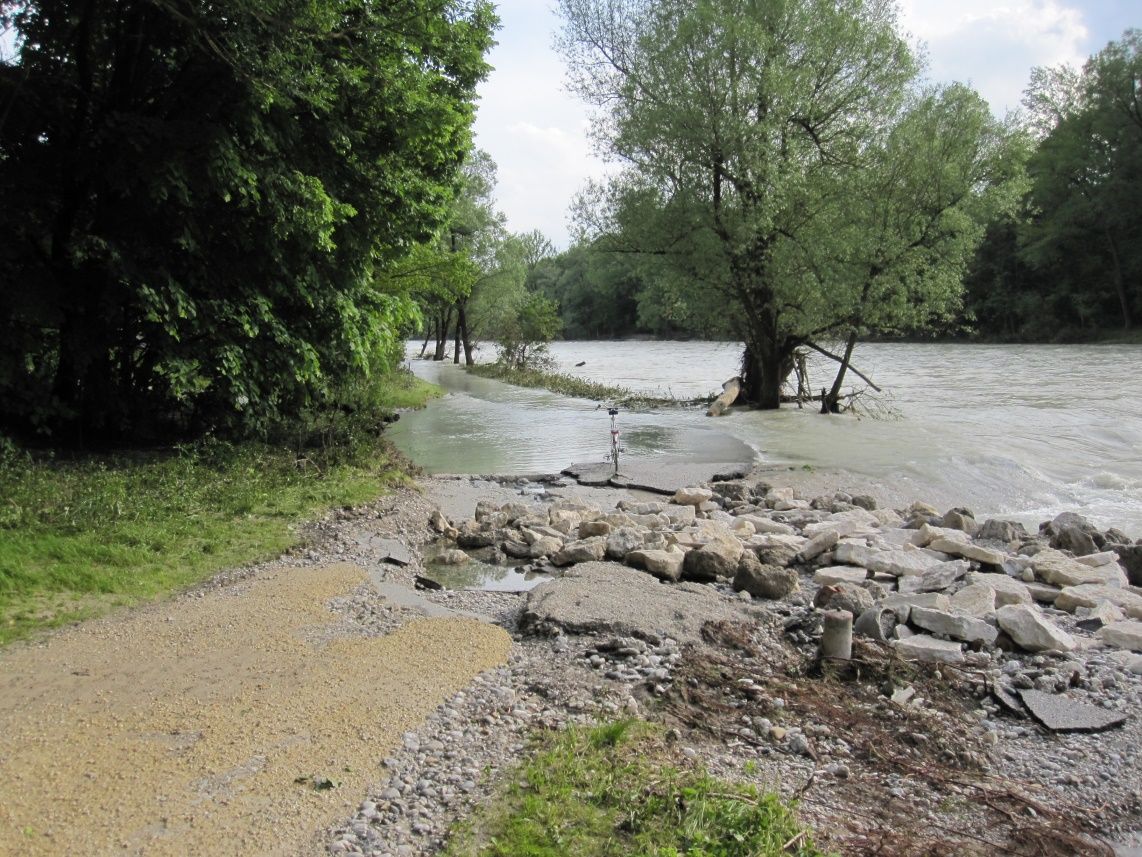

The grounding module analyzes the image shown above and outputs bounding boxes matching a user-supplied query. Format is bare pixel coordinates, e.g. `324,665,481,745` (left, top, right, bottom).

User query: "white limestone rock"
867,548,942,578
551,537,608,566
893,634,965,665
995,604,1077,653
896,560,970,594
1054,584,1142,619
626,548,685,582
926,537,1007,567
1076,551,1124,568
915,523,970,547
673,485,715,506
833,542,875,567
910,606,998,644
813,566,870,586
1097,620,1142,652
735,515,796,536
797,529,839,562
966,572,1033,607
1032,548,1127,588
949,582,997,618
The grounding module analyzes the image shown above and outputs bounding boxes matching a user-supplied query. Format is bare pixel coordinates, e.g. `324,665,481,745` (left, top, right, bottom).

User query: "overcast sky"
474,0,1139,248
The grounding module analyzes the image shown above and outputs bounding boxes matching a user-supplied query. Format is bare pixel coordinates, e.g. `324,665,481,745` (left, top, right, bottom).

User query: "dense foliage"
0,0,495,442
964,30,1141,340
557,0,1020,407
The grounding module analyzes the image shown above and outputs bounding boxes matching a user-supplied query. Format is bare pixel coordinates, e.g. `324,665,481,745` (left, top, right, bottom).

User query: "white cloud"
899,0,1089,114
478,1,1101,246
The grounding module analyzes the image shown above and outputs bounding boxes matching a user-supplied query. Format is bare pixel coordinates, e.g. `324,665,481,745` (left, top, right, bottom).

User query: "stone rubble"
316,477,1142,856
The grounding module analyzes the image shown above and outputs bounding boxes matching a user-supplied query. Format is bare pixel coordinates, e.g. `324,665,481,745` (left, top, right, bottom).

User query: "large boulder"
551,537,608,567
976,518,1029,544
605,527,645,560
1041,511,1103,556
926,537,1007,567
1054,584,1142,619
896,560,970,594
734,553,799,599
626,548,685,582
910,606,998,645
967,571,1034,606
893,634,965,665
795,529,838,563
995,604,1077,652
682,539,743,582
1097,620,1142,652
1112,544,1142,586
1032,548,1127,588
949,582,997,617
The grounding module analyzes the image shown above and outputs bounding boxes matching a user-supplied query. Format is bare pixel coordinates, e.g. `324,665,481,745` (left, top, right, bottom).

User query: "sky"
2,2,1135,248
474,0,1139,248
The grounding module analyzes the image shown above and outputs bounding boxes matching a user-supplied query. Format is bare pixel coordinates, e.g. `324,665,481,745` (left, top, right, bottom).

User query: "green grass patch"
443,720,826,857
0,371,440,645
467,363,708,407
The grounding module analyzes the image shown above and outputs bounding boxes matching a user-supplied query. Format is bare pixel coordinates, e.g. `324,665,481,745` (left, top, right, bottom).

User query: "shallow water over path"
391,341,1142,535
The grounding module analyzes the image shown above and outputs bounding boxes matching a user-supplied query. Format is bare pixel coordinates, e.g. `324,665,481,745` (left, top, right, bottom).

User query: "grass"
466,363,709,407
0,370,440,645
443,720,826,857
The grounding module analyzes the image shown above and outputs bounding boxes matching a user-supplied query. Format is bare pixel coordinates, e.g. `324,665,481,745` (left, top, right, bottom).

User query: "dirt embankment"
0,562,510,856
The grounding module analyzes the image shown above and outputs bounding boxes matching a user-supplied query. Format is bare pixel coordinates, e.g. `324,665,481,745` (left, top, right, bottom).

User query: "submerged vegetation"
443,720,826,857
466,362,708,408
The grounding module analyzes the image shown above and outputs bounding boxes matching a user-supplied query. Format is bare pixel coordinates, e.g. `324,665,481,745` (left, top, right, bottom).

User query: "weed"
442,720,825,857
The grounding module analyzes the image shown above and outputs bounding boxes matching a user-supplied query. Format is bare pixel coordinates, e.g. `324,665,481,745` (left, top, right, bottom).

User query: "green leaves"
0,0,497,441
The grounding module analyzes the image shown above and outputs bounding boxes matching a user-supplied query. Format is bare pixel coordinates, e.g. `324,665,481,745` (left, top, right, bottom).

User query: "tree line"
2,0,1137,443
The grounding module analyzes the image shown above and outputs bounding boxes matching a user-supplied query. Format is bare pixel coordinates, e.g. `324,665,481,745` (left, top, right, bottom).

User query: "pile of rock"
428,481,1142,669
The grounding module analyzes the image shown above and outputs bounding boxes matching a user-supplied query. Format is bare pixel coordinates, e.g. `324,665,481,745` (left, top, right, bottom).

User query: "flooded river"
388,341,1142,535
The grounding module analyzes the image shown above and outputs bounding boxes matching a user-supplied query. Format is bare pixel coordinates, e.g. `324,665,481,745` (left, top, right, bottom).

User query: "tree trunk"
433,307,453,361
458,302,474,365
825,331,858,413
1106,229,1133,330
740,340,790,409
452,308,461,364
418,326,431,358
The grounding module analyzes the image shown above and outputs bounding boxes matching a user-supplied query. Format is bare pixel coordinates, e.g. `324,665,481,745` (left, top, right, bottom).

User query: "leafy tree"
812,85,1027,404
1020,31,1141,332
0,0,496,442
558,0,920,407
495,292,563,369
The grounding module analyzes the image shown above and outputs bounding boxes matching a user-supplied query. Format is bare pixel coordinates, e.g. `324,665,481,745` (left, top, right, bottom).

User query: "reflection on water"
393,341,1142,534
421,560,553,592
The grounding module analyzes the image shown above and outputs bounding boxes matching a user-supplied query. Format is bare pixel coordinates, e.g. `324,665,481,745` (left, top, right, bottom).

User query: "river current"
389,341,1142,536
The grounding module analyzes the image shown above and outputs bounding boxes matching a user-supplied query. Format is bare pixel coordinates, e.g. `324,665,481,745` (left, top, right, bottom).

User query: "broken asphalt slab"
563,458,751,494
520,560,759,646
1018,688,1129,733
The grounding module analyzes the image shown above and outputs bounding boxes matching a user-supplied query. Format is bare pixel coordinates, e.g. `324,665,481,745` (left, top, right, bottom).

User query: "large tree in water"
558,0,1011,407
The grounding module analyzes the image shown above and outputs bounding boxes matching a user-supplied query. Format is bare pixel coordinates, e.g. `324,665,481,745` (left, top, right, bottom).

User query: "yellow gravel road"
0,562,511,856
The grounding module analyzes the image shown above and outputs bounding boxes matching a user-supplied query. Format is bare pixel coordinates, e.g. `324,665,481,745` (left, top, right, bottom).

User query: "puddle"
421,555,556,593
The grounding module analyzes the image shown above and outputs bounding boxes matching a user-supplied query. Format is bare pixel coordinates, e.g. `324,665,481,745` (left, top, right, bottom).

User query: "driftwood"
802,341,882,392
706,377,741,417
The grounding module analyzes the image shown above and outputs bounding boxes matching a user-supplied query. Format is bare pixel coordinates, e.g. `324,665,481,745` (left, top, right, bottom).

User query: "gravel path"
0,561,510,856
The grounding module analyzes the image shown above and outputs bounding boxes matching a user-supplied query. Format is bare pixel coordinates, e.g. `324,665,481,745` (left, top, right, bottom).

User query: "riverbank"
319,469,1141,857
0,371,439,644
3,462,1140,854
